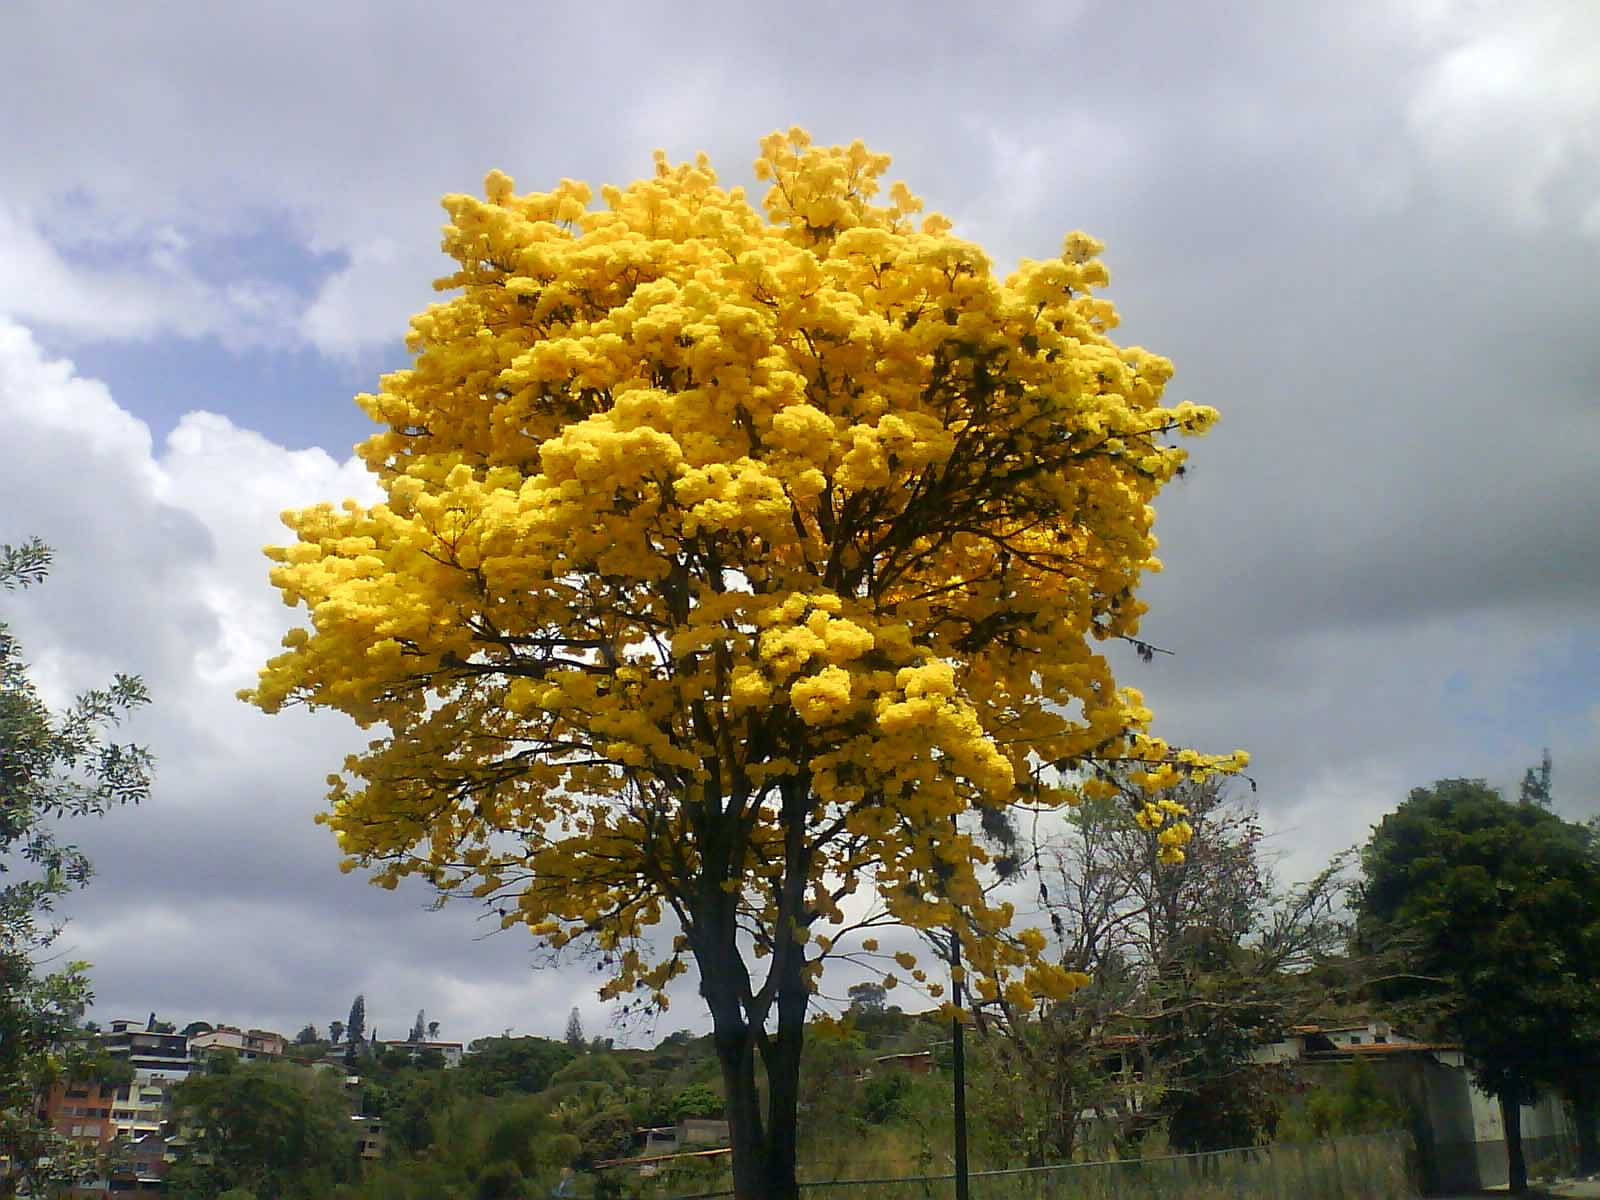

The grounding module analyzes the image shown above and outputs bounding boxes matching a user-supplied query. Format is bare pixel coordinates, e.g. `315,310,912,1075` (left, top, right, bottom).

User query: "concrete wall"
1299,1056,1575,1194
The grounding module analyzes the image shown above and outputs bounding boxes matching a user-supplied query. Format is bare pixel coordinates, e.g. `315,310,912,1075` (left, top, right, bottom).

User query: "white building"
191,1025,288,1062
101,1019,196,1138
375,1039,465,1068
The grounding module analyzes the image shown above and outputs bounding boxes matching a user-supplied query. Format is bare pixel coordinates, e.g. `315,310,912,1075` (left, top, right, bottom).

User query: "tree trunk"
1574,1091,1600,1175
1500,1091,1528,1193
759,960,808,1200
699,912,808,1199
708,978,768,1200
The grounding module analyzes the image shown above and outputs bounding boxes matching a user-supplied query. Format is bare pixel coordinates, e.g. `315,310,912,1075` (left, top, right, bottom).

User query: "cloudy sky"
2,0,1596,1047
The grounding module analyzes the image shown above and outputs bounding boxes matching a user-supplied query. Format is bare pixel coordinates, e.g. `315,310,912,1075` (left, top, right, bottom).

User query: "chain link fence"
664,1132,1414,1199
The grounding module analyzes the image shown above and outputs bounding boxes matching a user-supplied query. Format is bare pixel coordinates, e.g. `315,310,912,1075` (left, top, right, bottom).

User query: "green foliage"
166,1062,355,1200
577,1106,634,1166
1281,1059,1406,1141
552,1051,628,1089
463,1035,575,1095
475,1160,525,1200
669,1081,724,1120
860,1070,912,1124
345,993,367,1065
1,537,153,1197
1358,777,1600,1101
847,981,887,1014
382,1069,458,1153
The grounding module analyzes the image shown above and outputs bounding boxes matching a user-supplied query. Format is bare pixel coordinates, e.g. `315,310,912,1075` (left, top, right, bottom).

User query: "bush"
861,1071,913,1124
670,1082,724,1120
578,1107,635,1166
475,1160,524,1200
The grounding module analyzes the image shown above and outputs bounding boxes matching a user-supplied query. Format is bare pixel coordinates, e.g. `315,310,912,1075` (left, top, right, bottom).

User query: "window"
1348,1035,1362,1045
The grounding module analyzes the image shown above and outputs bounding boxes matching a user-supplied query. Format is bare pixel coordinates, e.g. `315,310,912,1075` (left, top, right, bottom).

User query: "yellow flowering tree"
245,130,1244,1199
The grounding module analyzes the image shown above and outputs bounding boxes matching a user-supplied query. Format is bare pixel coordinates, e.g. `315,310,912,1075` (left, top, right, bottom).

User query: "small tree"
564,1007,585,1050
410,1009,427,1044
246,132,1244,1198
296,1023,320,1045
328,1019,346,1045
427,1019,441,1041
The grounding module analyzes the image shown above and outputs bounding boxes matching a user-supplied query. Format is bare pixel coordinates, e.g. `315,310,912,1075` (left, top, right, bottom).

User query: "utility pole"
950,921,970,1200
949,807,970,1200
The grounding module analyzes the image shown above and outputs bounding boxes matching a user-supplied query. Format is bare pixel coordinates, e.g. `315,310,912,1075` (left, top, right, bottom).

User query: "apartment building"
101,1019,196,1138
39,1079,120,1149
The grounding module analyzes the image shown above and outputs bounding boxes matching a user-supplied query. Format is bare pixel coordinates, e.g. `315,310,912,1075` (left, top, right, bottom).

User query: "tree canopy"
245,130,1243,1197
1358,776,1600,1191
166,1062,354,1200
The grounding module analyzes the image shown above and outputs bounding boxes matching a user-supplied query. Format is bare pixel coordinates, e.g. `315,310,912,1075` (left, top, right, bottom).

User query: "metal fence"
664,1133,1415,1200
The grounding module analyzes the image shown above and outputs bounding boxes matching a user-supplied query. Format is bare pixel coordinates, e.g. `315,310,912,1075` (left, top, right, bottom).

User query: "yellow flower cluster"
244,129,1243,1014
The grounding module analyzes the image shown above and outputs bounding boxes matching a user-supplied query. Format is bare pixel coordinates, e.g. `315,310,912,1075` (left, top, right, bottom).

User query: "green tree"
295,1023,319,1045
1358,777,1600,1192
345,993,366,1066
166,1062,355,1199
846,982,887,1016
410,1008,427,1043
564,1006,585,1049
1,538,153,1198
328,1018,345,1045
462,1035,575,1095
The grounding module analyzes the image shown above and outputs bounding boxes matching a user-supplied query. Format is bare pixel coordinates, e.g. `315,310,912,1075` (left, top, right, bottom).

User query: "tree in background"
1518,749,1552,808
1,539,153,1198
846,982,887,1016
1358,777,1600,1193
462,1035,575,1096
410,1009,427,1043
427,1018,441,1040
345,994,367,1066
296,1023,320,1045
564,1007,585,1050
165,1062,354,1200
245,131,1244,1198
329,1018,346,1045
980,777,1351,1160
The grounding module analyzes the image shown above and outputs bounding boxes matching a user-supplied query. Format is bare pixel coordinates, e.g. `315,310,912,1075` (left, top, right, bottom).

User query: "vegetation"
1357,775,1600,1192
1,539,153,1198
245,127,1246,1198
165,1061,355,1200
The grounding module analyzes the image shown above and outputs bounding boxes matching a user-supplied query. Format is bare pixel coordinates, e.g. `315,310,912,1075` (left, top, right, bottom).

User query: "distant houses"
37,1012,408,1191
374,1037,465,1068
189,1024,287,1062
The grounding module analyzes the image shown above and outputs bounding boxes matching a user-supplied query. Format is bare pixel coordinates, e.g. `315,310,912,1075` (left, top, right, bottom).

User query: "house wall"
1298,1057,1575,1194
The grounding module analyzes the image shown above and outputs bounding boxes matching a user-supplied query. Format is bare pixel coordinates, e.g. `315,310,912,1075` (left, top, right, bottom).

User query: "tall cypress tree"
344,995,366,1066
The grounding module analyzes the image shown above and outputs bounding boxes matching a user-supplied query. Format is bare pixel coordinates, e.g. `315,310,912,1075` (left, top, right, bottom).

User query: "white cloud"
0,207,302,348
1407,1,1600,235
0,317,587,1042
